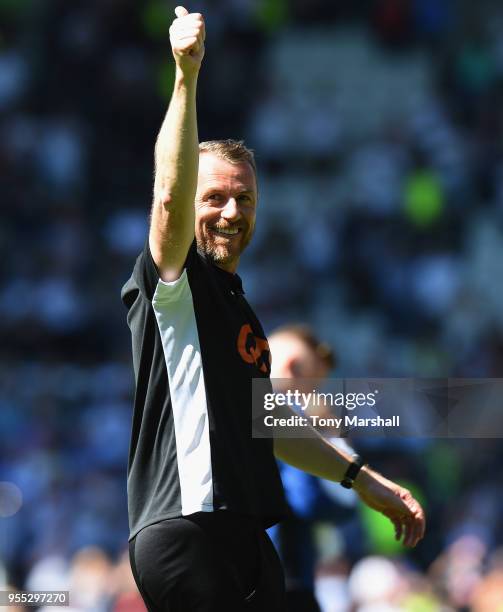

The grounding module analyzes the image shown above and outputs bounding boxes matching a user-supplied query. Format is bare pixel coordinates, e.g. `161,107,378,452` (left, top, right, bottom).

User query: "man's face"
195,153,257,273
270,335,329,380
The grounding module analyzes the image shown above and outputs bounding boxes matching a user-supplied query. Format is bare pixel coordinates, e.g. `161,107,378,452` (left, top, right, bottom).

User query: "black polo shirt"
121,239,288,540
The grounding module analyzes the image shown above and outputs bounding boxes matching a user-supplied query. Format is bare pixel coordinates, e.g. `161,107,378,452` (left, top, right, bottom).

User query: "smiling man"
121,6,425,612
193,142,257,271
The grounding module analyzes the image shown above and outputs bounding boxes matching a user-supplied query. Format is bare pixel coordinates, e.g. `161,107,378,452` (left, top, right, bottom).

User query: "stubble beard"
196,228,253,268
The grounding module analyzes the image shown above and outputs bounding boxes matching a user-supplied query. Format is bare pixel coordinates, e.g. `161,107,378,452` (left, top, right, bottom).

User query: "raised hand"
354,467,426,547
169,6,205,75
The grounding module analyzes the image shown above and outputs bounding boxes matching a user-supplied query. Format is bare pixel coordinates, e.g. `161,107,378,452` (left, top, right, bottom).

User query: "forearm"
273,427,353,482
273,415,425,547
149,70,199,274
153,69,199,210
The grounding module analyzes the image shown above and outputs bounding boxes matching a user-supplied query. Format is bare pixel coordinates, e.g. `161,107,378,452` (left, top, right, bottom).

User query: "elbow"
155,188,174,211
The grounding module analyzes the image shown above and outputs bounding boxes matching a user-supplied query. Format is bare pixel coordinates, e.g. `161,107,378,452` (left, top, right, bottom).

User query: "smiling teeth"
214,227,239,235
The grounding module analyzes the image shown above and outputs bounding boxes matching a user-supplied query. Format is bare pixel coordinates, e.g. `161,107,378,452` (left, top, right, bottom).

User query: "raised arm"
149,6,205,282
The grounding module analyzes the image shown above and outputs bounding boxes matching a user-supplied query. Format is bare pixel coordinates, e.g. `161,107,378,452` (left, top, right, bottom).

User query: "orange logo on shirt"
237,324,271,374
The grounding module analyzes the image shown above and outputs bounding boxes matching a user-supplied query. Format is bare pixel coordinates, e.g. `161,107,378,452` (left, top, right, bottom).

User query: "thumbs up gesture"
170,6,205,75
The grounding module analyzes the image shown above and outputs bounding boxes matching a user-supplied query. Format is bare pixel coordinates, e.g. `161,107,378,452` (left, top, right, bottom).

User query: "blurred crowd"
1,0,503,610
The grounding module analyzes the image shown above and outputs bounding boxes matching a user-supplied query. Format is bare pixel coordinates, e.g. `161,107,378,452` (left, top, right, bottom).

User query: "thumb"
175,6,189,18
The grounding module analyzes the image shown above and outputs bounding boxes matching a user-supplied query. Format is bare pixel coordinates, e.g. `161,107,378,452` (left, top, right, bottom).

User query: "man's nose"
221,197,241,220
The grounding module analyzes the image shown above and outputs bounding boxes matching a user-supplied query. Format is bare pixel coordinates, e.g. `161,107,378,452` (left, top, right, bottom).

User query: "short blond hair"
199,139,257,176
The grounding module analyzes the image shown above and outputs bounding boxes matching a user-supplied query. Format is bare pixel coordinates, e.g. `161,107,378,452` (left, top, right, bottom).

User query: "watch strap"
340,454,365,489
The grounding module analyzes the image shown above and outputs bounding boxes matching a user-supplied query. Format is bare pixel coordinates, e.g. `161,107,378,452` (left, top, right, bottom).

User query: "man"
121,7,425,612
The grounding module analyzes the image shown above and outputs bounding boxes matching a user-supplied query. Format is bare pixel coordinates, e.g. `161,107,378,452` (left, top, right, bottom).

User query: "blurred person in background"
25,546,146,612
110,548,148,612
268,324,358,612
121,6,424,611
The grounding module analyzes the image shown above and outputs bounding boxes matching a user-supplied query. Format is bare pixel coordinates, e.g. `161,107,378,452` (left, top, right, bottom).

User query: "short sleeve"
133,239,162,300
121,239,198,305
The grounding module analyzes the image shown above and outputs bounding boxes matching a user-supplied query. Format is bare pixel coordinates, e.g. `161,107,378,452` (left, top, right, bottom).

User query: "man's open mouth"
210,226,241,236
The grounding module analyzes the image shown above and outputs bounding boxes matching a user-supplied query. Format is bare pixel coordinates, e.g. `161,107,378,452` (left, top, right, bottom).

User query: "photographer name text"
263,414,400,428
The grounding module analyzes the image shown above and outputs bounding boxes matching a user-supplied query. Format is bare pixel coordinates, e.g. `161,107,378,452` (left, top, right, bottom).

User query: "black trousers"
129,511,286,612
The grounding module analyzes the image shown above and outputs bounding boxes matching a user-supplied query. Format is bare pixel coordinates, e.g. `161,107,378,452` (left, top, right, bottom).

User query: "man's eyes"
206,194,253,203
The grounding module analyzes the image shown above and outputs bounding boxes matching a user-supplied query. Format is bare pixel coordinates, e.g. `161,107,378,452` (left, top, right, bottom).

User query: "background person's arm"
149,5,205,282
274,427,425,547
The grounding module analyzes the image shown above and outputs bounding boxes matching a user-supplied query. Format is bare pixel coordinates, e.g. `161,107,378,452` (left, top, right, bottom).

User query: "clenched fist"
170,6,205,75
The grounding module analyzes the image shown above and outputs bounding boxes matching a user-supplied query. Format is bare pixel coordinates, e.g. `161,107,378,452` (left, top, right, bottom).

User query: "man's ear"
289,357,303,379
277,353,297,379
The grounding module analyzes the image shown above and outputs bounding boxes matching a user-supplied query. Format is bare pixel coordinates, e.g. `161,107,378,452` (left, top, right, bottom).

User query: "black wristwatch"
340,454,365,489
